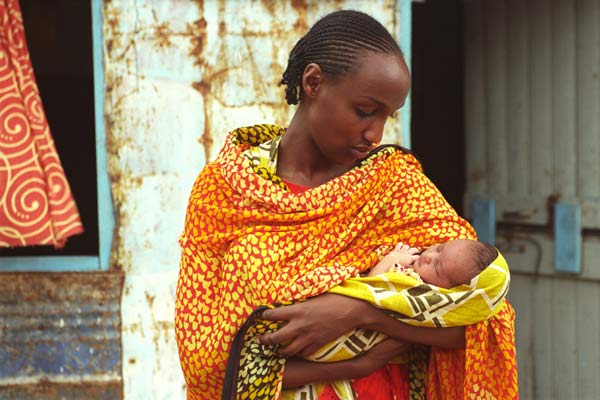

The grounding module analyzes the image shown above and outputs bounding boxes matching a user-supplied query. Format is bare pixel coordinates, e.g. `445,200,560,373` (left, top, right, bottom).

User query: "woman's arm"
282,338,409,388
361,306,465,349
258,294,465,357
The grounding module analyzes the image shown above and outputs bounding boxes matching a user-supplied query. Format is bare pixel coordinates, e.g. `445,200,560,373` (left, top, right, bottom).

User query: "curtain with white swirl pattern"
0,0,82,248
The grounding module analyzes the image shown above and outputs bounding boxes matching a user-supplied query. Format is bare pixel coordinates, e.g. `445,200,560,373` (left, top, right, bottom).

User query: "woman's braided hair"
280,10,403,105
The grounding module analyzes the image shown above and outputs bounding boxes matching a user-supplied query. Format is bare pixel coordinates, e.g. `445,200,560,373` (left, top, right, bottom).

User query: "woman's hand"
364,313,466,349
258,293,371,358
282,338,410,388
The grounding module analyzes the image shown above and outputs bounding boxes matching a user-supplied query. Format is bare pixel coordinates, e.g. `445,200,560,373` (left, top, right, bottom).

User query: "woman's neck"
277,110,349,188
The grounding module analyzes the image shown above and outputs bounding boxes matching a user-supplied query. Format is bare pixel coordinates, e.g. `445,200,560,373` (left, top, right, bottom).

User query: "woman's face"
304,52,411,166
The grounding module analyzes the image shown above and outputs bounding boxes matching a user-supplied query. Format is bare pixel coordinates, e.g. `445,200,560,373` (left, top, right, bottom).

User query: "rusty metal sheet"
0,272,123,399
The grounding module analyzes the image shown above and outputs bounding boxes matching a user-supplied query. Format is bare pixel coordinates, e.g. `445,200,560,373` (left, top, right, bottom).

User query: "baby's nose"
424,252,438,263
420,254,431,265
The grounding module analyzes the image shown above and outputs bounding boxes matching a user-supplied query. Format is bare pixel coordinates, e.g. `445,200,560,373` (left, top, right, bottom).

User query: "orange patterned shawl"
175,125,517,399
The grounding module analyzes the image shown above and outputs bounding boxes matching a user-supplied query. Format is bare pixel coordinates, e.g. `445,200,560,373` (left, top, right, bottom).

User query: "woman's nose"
364,119,385,144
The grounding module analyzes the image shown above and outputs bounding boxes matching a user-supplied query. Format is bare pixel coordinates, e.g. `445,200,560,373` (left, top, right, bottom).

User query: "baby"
302,238,506,376
369,239,498,288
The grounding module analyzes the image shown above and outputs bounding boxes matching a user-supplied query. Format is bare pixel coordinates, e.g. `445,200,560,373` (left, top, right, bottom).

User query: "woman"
176,9,517,400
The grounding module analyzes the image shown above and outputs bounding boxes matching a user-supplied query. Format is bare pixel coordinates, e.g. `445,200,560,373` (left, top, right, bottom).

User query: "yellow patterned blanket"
298,251,510,400
175,124,518,400
309,248,510,357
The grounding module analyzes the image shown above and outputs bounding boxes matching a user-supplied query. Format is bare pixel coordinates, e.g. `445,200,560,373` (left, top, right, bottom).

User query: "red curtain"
0,0,83,248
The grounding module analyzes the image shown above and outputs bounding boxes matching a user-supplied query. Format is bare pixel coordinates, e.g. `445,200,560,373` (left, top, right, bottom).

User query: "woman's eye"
356,108,376,118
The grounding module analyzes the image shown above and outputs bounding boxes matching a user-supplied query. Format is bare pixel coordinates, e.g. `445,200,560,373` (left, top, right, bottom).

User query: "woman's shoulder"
354,144,423,172
371,144,413,155
230,124,286,146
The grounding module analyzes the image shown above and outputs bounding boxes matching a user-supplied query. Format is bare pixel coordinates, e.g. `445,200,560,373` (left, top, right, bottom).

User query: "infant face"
412,239,478,288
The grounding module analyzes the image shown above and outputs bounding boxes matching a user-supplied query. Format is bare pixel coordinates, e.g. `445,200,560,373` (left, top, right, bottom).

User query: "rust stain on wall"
186,0,321,161
186,2,215,160
187,17,208,66
103,4,120,59
291,0,308,31
261,0,277,16
153,21,173,48
145,291,156,308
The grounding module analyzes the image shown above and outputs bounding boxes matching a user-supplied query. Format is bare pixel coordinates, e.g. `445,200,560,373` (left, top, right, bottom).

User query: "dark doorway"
411,0,465,215
0,0,98,256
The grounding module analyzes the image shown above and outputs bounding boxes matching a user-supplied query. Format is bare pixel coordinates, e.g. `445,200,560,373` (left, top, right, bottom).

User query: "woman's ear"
301,63,323,98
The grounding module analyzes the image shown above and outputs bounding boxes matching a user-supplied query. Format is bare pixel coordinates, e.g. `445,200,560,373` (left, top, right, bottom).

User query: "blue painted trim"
469,198,496,245
0,256,100,271
554,202,581,273
398,0,412,148
92,0,114,271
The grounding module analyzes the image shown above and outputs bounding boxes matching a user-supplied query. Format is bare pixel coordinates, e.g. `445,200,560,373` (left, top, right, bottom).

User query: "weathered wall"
464,0,600,398
102,1,409,399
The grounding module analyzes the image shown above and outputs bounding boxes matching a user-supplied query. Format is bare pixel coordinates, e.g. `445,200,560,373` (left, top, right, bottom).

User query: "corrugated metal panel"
0,273,123,399
464,0,600,228
577,0,600,199
464,1,600,398
508,272,600,399
101,1,410,399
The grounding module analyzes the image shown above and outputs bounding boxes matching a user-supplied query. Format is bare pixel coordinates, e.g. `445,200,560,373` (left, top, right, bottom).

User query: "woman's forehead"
334,52,410,108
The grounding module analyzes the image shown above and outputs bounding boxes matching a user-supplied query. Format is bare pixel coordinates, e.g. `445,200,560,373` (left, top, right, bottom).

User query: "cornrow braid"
280,9,403,105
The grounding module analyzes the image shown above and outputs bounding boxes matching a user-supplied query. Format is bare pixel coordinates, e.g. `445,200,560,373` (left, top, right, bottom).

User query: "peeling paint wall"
102,1,407,399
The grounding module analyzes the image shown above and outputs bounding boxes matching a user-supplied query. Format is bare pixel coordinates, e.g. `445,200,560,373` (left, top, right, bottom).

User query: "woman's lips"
352,145,372,158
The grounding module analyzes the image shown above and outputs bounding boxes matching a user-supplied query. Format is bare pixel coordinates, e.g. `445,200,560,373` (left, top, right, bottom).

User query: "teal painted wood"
554,202,581,273
1,0,112,272
398,0,412,148
92,0,114,271
469,198,496,245
0,256,99,271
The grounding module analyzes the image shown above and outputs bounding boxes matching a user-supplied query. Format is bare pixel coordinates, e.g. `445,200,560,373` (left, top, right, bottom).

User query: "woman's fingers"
260,306,291,322
278,336,317,358
257,321,315,357
257,322,294,346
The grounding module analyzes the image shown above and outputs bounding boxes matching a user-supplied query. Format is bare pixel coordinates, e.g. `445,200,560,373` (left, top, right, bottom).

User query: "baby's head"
413,239,498,288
